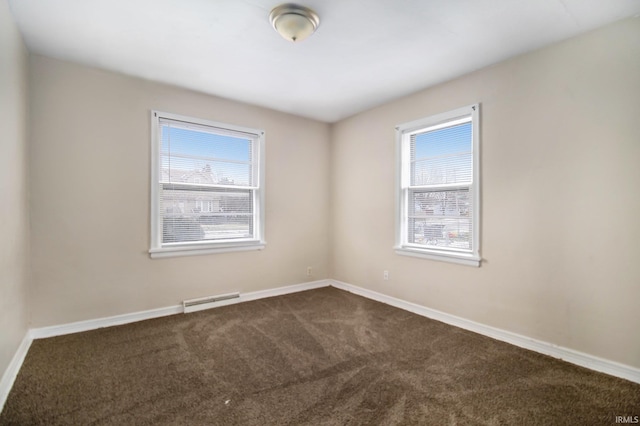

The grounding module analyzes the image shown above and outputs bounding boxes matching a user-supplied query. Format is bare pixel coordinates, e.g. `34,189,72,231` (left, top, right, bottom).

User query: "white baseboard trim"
179,279,332,313
0,332,32,412
29,279,332,340
329,279,640,384
30,305,184,339
239,279,330,303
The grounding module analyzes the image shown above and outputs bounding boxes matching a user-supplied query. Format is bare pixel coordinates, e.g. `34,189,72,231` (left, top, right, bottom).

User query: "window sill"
150,241,265,259
394,246,481,267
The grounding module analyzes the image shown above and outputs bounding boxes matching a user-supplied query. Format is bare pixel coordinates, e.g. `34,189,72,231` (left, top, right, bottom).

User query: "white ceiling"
8,0,640,123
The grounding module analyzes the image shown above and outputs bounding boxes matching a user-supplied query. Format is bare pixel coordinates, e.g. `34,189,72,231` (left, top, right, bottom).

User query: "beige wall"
7,11,640,376
0,0,30,378
28,55,331,326
331,18,640,368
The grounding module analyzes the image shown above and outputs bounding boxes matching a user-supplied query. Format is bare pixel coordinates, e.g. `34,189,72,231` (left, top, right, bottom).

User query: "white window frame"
150,111,266,259
395,104,481,267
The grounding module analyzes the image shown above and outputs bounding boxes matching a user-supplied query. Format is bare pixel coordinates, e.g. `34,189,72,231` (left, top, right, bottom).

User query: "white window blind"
150,111,265,258
396,104,480,266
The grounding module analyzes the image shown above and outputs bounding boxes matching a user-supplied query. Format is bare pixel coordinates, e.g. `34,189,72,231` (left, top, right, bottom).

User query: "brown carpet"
1,287,638,425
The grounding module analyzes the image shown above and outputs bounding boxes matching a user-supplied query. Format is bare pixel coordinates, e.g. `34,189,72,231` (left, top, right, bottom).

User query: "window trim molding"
149,110,266,258
394,104,481,267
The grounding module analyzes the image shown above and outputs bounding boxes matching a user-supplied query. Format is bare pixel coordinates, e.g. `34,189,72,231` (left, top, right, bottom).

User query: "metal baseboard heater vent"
183,292,240,314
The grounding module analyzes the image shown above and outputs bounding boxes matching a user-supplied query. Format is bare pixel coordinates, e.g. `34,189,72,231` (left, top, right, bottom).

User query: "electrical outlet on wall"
307,266,312,276
383,270,389,280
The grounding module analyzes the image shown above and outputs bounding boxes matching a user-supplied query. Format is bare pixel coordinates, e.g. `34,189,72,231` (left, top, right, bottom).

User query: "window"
395,104,480,266
150,111,265,258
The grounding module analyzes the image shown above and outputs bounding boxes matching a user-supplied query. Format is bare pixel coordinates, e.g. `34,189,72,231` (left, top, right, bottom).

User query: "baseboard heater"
183,292,240,314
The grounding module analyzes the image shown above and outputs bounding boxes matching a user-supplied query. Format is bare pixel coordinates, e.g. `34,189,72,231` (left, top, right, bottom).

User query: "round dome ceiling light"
269,4,320,42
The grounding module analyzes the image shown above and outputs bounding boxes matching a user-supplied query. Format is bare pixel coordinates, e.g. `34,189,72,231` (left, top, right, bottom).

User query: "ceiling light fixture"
269,3,320,42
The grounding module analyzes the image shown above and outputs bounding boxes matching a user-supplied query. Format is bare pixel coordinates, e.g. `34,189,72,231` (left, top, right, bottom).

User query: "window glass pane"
161,124,253,186
408,189,472,251
160,185,253,243
411,121,472,186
